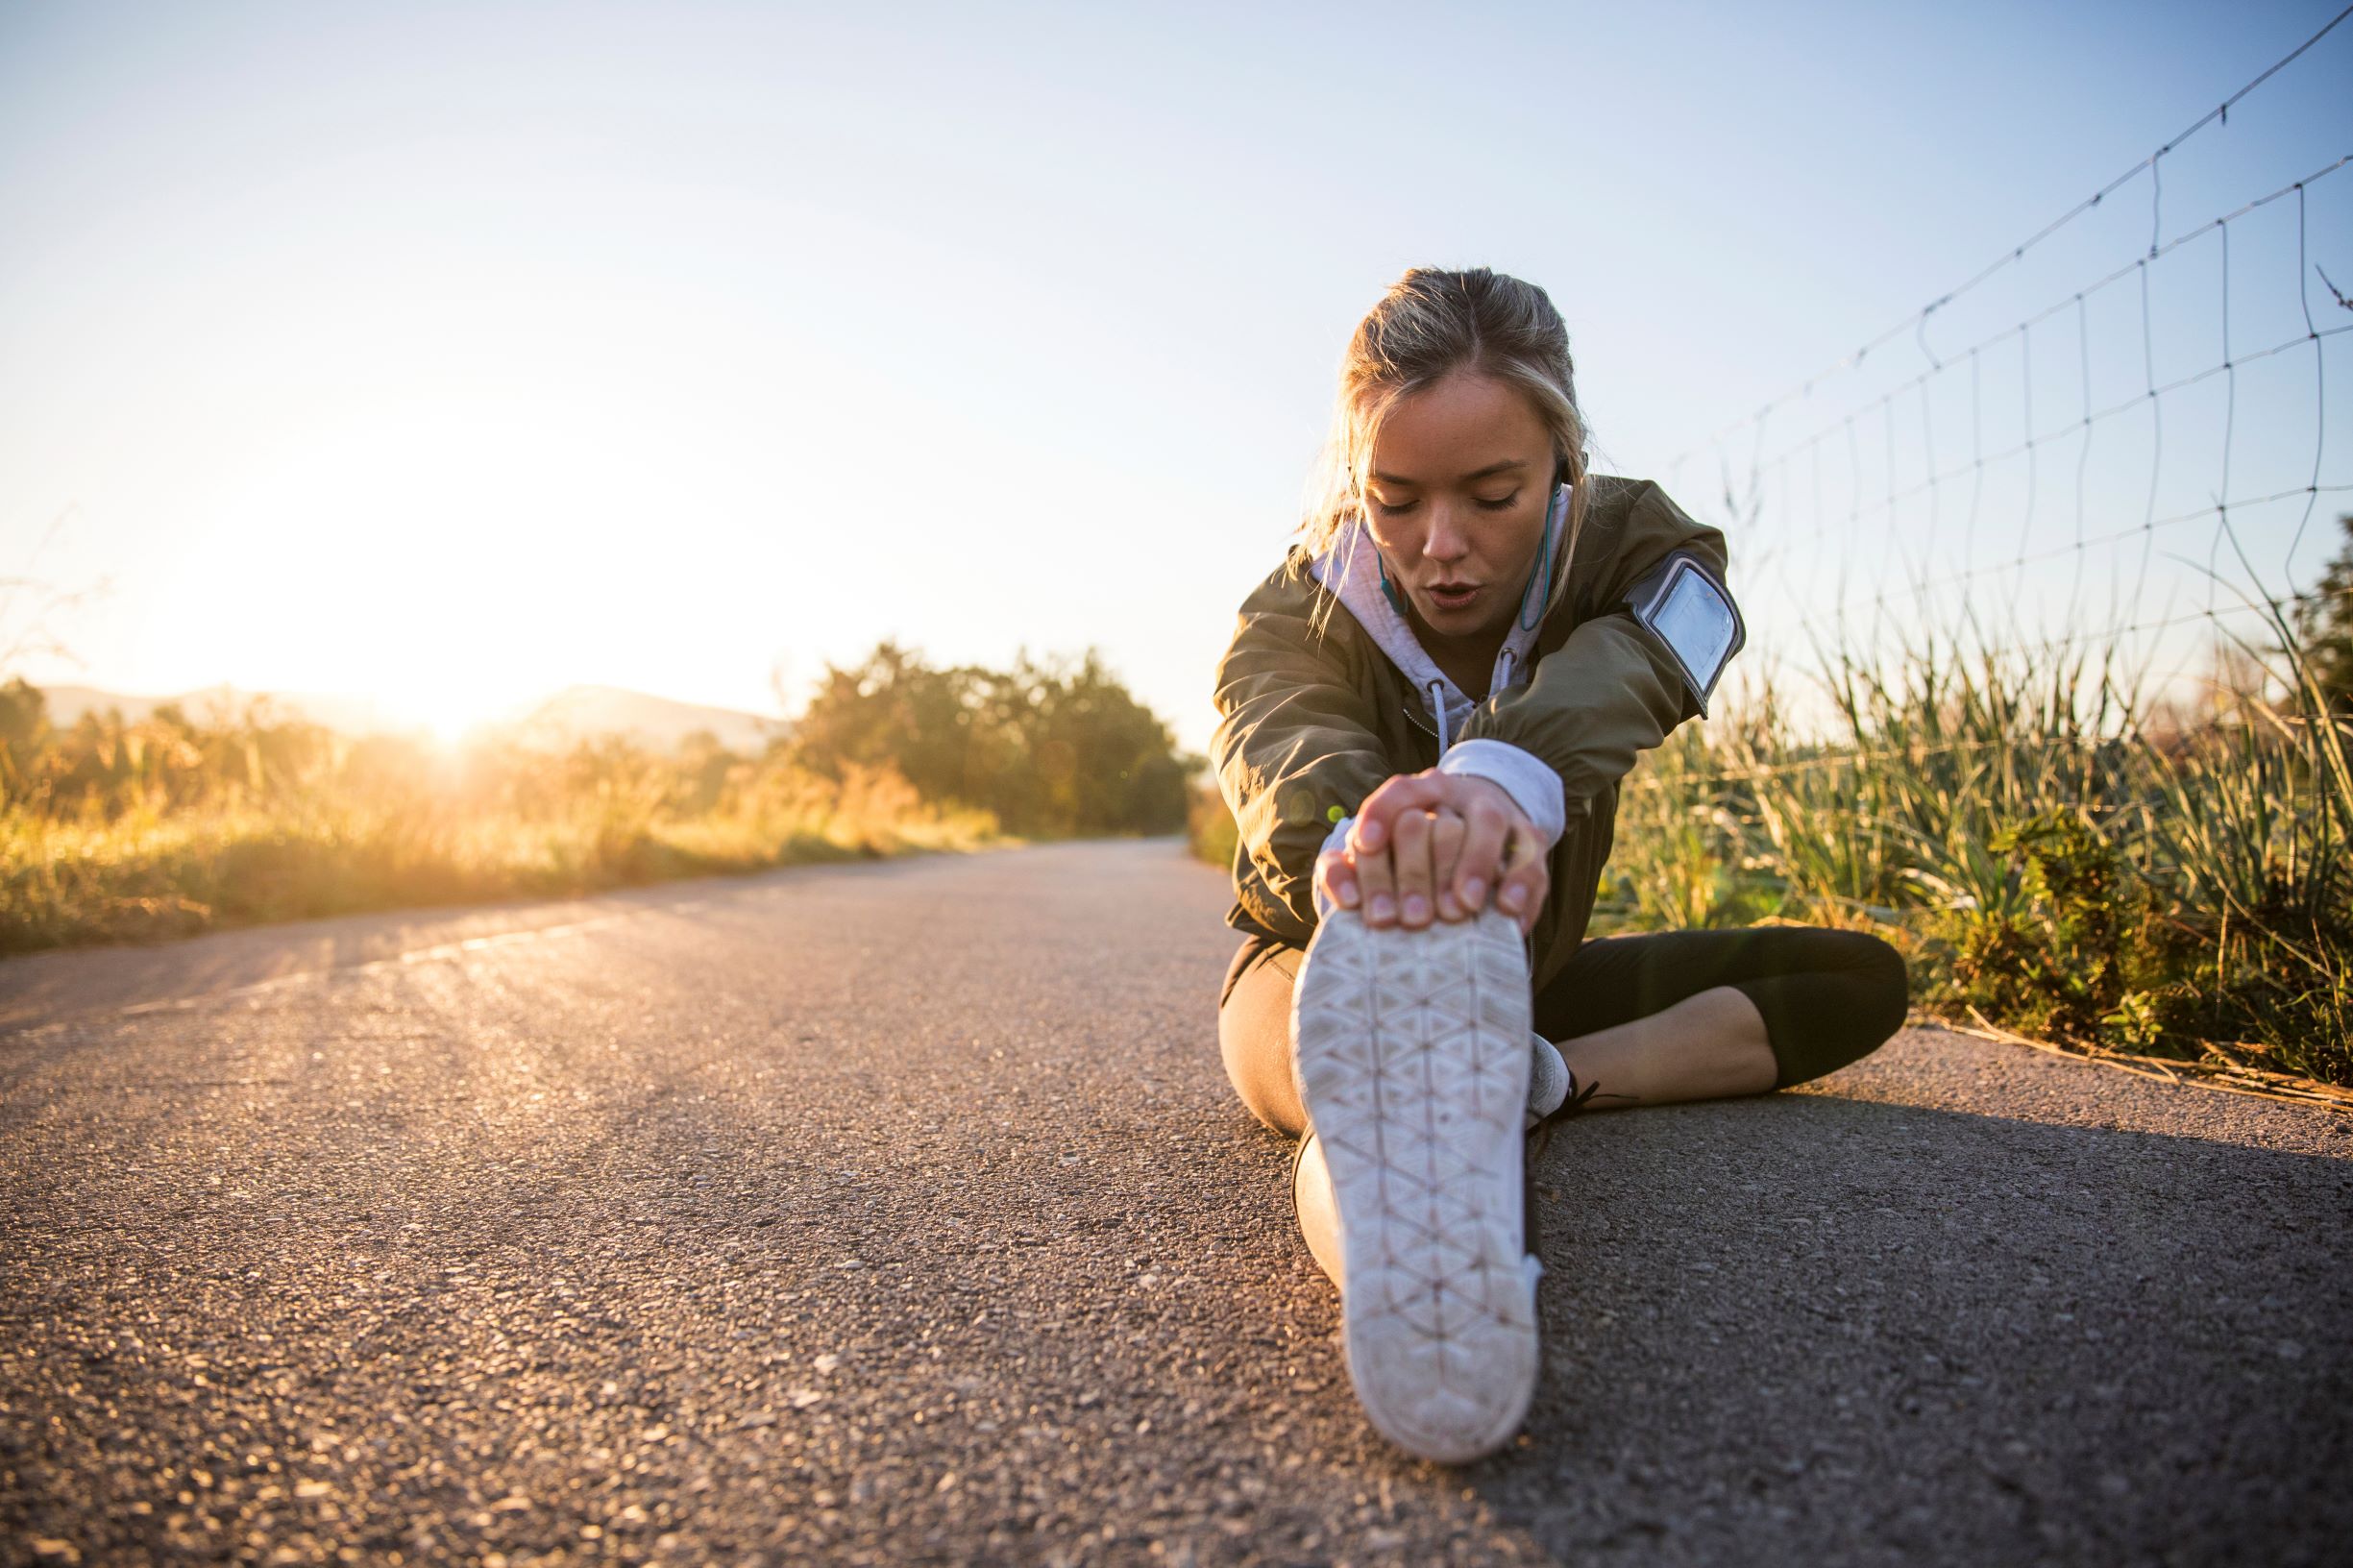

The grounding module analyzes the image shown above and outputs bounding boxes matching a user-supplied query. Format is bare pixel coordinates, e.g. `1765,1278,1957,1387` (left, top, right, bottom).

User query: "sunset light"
5,5,2351,1563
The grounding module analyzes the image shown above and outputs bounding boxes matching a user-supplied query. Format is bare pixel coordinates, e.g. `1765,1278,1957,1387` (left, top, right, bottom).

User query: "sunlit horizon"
3,0,2345,757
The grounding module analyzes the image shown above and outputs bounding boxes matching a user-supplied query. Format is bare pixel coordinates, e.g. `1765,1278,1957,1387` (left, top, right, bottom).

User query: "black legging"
1217,923,1909,1139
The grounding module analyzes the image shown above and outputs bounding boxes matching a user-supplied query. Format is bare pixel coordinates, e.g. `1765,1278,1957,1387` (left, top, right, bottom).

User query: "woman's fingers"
1351,818,1398,927
1451,794,1511,915
1350,772,1445,854
1431,809,1469,919
1313,844,1360,914
1496,825,1551,937
1389,808,1436,928
1340,772,1547,930
1524,858,1552,937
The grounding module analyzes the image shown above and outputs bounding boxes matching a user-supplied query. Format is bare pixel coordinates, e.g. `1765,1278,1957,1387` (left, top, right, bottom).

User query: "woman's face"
1360,368,1556,649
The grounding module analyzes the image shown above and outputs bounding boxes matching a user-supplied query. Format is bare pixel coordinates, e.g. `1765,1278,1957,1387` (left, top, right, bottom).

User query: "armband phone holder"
1625,552,1745,718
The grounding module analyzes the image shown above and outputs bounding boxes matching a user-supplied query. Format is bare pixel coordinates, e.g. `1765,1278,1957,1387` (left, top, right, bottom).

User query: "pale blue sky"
1,0,2345,751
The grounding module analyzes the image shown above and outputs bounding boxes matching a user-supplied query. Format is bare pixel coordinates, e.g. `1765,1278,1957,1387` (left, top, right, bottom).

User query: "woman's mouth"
1426,582,1481,612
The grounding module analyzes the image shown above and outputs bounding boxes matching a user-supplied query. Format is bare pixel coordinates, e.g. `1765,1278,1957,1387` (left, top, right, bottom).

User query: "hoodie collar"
1308,484,1567,750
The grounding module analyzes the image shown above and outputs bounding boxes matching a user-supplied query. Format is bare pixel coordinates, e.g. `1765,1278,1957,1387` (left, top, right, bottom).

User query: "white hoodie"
1304,486,1573,909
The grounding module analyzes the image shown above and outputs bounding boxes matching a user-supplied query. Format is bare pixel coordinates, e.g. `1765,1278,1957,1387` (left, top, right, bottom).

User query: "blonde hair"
1301,266,1594,632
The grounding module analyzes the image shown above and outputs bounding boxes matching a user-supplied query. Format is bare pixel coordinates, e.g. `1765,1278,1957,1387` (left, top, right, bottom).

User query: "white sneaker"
1289,905,1540,1464
1528,1032,1570,1125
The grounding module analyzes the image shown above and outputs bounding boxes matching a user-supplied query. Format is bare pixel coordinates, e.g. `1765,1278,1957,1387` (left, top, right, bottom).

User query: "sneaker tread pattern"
1290,907,1538,1463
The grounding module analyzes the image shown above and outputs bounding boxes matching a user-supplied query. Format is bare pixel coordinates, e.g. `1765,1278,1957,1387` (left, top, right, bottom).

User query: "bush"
1188,776,1238,870
1599,595,2353,1087
788,642,1189,836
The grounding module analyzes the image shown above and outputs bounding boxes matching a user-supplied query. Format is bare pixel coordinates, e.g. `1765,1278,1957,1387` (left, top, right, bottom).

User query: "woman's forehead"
1368,372,1548,481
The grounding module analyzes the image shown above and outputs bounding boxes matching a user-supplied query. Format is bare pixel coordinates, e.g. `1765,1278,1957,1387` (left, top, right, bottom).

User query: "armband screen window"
1627,555,1744,717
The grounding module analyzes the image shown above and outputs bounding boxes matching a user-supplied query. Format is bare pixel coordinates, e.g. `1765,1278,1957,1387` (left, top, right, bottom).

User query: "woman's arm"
1212,557,1395,943
1454,478,1739,809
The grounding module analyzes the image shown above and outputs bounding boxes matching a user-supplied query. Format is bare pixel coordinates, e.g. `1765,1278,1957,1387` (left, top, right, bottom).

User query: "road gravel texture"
2,839,2348,1567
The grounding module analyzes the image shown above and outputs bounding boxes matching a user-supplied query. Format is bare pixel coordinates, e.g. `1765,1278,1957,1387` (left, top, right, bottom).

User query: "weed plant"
1190,590,2353,1089
1605,600,2351,1087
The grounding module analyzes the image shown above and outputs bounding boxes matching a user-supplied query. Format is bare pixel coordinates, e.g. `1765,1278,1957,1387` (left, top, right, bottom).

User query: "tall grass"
1187,773,1239,873
1190,606,2353,1089
1600,602,2350,1087
0,712,997,954
2,638,1206,954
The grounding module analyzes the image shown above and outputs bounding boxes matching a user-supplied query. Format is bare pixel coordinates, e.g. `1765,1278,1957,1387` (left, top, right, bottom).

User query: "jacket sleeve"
1455,479,1732,809
1212,561,1395,942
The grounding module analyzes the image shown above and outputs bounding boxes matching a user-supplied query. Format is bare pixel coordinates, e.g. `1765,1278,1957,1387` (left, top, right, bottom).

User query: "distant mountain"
510,685,790,755
34,682,791,756
37,683,404,735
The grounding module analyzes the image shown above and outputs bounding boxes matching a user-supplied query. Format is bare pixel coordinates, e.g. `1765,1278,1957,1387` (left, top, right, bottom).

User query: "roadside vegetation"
0,642,1188,955
1192,516,2353,1092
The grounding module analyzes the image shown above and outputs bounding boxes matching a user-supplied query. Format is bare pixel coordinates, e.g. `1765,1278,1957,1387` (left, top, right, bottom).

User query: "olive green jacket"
1210,474,1734,996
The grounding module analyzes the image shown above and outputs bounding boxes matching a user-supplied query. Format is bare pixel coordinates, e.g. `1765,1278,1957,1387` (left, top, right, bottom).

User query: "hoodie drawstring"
1428,645,1527,754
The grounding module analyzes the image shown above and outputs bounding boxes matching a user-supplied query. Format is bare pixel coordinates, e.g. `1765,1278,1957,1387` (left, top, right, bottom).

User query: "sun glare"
376,679,525,747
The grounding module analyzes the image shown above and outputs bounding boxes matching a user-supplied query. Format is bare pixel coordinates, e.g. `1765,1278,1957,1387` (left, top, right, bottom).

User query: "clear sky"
1,0,2346,753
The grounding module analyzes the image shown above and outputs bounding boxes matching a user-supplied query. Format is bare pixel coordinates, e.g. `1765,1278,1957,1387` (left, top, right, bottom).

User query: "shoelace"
1520,1069,1617,1269
1526,1068,1613,1168
1527,1075,1600,1167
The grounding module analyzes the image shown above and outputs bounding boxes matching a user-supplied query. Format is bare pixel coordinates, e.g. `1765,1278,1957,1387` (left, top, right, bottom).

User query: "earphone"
1516,481,1564,630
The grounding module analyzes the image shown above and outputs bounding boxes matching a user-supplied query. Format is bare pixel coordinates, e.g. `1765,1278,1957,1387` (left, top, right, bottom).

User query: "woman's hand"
1312,771,1551,936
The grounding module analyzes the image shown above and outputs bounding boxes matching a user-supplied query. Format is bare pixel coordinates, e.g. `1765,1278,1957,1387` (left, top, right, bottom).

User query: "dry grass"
1187,774,1238,872
0,732,997,954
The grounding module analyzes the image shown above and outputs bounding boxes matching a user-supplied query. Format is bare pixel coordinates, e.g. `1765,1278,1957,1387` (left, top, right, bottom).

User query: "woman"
1212,267,1908,1464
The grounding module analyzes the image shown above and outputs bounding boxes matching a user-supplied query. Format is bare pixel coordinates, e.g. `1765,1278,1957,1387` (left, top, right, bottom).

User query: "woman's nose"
1423,503,1470,562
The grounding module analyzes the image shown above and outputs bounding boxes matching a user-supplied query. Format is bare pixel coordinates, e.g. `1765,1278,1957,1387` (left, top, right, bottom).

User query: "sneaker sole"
1290,907,1539,1463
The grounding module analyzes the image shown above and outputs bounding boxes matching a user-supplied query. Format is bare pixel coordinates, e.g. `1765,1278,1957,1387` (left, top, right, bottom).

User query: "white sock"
1527,1031,1569,1126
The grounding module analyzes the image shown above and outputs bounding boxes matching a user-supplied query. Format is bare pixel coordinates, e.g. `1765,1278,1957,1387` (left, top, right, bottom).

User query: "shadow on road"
1434,1090,2353,1565
5,840,2345,1565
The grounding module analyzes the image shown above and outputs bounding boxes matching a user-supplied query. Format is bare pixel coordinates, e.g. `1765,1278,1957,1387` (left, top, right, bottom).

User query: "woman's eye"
1368,491,1515,515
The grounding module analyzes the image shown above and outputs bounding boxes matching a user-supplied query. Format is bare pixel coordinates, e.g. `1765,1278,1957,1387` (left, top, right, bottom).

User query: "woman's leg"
1217,933,1308,1137
1533,925,1910,1109
1216,923,1909,1292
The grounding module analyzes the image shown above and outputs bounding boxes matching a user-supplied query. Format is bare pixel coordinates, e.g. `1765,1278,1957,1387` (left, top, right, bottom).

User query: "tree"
787,642,1189,834
0,676,49,800
789,641,982,806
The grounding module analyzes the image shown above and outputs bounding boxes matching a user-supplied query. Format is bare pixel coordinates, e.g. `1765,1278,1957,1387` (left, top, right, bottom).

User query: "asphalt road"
3,839,2349,1567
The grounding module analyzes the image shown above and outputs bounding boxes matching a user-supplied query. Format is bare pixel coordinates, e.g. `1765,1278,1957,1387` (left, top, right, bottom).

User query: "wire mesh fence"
1661,7,2351,753
1599,10,2353,1087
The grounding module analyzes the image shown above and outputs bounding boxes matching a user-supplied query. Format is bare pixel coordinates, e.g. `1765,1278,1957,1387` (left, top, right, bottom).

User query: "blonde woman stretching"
1212,267,1908,1463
